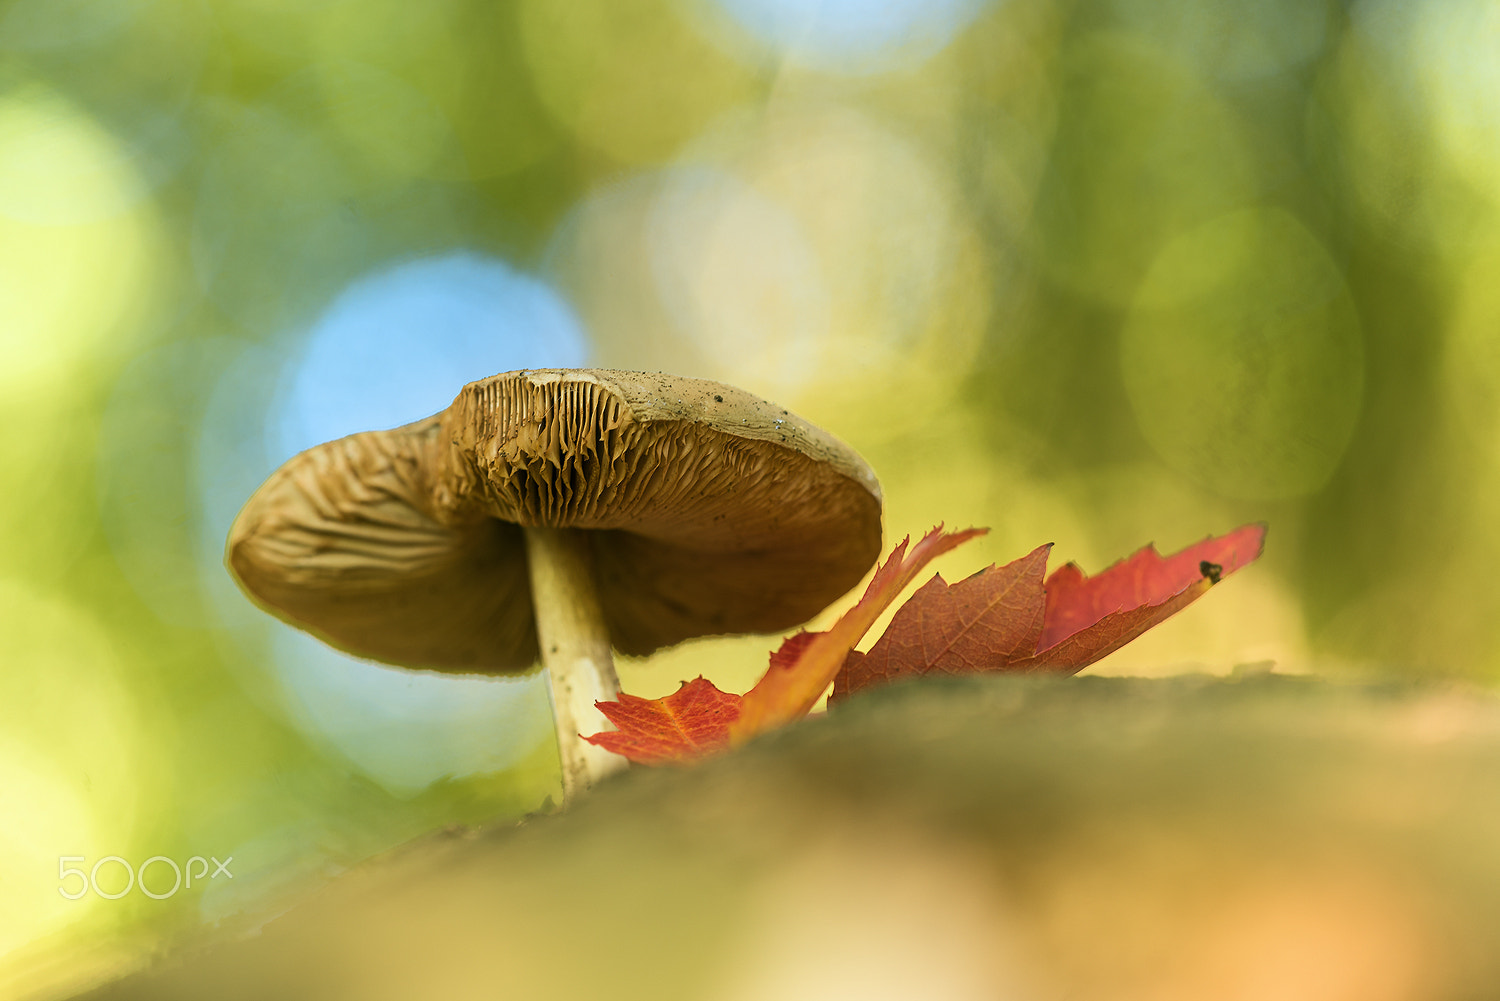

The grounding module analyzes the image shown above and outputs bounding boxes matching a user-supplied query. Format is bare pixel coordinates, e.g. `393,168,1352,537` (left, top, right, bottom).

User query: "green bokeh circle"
1121,208,1364,500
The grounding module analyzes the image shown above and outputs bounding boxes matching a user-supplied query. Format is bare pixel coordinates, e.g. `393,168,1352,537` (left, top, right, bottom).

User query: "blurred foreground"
72,674,1500,1001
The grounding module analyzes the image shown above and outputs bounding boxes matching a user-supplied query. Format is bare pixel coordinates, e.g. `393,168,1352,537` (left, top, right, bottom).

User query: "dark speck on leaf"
1199,561,1223,584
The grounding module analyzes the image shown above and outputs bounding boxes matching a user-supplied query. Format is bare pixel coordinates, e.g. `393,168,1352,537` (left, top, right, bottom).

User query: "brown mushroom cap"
227,369,883,674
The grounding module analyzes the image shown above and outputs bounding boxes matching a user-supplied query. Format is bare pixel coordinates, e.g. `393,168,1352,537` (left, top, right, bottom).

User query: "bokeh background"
3,0,1499,992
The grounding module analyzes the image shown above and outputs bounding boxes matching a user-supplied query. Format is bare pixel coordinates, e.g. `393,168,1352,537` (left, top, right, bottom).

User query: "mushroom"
227,369,882,799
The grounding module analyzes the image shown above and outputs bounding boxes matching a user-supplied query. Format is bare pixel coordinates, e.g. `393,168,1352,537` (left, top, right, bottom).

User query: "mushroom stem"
522,525,626,800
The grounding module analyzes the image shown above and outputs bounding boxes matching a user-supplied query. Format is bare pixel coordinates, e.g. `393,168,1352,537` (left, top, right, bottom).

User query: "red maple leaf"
584,523,1266,765
832,523,1267,700
829,544,1051,699
584,677,743,765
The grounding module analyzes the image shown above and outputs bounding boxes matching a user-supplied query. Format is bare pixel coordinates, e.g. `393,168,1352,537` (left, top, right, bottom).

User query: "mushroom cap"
227,369,883,674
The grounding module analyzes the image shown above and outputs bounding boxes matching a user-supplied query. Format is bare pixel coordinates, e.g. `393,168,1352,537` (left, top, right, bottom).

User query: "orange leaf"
582,677,742,765
730,525,987,743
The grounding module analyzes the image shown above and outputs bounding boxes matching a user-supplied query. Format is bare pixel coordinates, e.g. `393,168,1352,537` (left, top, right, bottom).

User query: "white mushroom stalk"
521,525,626,798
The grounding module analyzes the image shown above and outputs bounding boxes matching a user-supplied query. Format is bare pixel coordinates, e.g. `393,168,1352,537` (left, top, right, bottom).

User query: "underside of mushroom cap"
227,369,883,674
226,417,537,670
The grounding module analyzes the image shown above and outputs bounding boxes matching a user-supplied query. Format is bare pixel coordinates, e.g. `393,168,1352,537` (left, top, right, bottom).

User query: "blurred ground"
66,674,1500,1001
